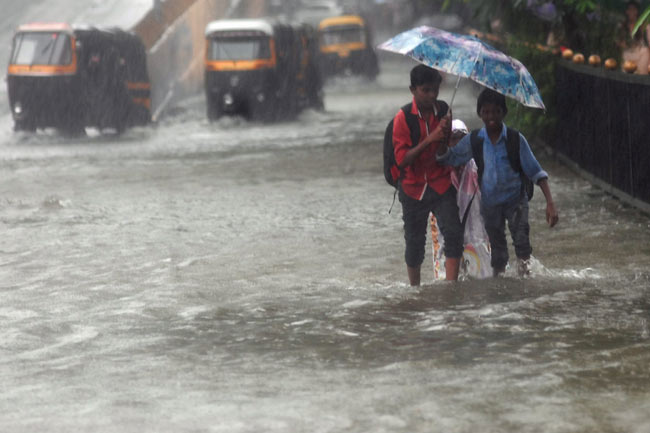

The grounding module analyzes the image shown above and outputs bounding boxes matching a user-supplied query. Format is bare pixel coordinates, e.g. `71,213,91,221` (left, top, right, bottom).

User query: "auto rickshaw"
6,23,151,134
316,15,379,80
204,18,323,121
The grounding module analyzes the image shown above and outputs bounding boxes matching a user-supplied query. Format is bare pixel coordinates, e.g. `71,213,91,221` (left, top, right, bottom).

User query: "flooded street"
1,59,650,432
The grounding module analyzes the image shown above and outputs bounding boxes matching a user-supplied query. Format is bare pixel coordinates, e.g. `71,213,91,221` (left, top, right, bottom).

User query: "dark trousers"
481,194,532,270
399,186,464,268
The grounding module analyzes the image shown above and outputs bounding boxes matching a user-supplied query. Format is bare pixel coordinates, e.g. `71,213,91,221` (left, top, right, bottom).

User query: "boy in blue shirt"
437,88,559,276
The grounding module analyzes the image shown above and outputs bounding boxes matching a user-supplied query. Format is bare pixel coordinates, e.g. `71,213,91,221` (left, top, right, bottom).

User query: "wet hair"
476,88,508,116
410,64,442,87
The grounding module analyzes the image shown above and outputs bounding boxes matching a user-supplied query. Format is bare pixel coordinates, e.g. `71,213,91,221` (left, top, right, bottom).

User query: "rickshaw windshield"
320,26,365,45
10,32,73,66
208,36,271,61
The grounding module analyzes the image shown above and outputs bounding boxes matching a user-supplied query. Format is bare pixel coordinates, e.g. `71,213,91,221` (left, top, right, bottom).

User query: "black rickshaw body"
6,23,151,133
317,15,379,80
204,18,322,121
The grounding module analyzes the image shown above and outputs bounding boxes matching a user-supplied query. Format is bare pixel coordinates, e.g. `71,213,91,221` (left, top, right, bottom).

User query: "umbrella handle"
449,74,462,109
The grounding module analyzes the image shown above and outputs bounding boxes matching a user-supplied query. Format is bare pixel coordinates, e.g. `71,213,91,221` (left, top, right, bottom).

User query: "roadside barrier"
555,60,650,214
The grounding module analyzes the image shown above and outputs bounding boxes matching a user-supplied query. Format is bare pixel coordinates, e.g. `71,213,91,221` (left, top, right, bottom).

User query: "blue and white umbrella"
378,25,545,110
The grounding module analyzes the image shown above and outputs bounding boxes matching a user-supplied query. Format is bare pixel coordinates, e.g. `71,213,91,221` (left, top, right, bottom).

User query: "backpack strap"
401,99,447,144
393,103,420,183
505,127,534,200
384,103,419,190
393,100,445,184
400,103,420,151
505,127,522,173
470,127,533,200
435,100,449,120
386,103,420,213
400,99,447,146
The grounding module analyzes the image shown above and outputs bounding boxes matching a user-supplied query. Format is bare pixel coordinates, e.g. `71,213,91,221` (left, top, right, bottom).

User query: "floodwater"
1,60,649,433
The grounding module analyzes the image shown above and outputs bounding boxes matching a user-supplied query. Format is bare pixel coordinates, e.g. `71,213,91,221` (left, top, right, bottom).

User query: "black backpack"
469,127,534,200
383,101,449,188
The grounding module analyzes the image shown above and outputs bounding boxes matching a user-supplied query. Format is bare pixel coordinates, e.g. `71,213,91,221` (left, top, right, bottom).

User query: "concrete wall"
131,0,268,120
132,0,228,120
242,0,267,17
228,0,267,18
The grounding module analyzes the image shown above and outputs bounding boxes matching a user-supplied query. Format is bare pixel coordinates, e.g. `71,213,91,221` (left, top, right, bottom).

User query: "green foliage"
633,6,650,35
442,0,627,143
447,0,622,57
563,0,598,14
504,42,558,145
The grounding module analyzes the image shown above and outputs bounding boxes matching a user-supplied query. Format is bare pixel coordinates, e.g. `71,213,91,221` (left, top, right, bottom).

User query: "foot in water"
517,258,531,277
492,259,531,277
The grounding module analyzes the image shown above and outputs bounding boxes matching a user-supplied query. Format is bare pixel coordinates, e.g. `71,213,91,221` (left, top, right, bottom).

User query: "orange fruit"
623,60,637,73
588,54,601,66
604,58,618,70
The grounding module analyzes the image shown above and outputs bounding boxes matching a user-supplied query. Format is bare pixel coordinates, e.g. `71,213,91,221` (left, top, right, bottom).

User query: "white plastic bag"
432,159,492,280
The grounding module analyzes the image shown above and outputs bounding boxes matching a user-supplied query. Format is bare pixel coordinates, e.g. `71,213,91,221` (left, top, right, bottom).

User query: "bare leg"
445,257,460,281
407,265,421,286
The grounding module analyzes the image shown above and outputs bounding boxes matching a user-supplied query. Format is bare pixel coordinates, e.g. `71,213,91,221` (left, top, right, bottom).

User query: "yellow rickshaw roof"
318,15,365,30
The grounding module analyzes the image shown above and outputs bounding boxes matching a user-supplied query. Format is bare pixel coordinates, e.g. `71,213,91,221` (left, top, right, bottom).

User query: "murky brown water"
1,60,649,433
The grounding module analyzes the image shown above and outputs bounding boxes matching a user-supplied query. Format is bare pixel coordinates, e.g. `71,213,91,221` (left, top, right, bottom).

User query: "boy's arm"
392,112,413,168
517,133,558,226
397,114,451,168
436,130,473,166
435,113,453,158
537,178,559,227
518,133,549,183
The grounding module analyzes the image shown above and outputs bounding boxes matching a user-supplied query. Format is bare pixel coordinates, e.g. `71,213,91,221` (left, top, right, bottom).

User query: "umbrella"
377,25,545,110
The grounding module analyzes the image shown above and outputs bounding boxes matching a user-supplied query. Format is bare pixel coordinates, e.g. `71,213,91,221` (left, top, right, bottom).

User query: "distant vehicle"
294,0,345,25
6,23,151,134
204,18,323,121
316,15,379,80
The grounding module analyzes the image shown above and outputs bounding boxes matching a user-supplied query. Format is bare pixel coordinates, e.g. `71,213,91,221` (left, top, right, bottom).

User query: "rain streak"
0,1,649,433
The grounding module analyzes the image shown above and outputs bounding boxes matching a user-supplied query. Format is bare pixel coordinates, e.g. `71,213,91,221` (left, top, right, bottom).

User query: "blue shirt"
438,123,548,207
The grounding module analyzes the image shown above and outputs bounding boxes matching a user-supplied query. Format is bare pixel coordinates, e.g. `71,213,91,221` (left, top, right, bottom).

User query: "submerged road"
1,51,650,433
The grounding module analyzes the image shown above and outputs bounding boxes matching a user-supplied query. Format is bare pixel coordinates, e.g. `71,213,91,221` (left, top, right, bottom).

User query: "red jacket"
392,98,452,200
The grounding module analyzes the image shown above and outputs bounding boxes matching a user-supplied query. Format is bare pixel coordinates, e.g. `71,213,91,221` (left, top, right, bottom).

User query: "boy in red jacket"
392,65,463,284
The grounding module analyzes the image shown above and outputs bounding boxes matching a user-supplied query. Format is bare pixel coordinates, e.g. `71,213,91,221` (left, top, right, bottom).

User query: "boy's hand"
428,114,451,143
546,202,559,227
538,178,558,227
441,111,451,136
